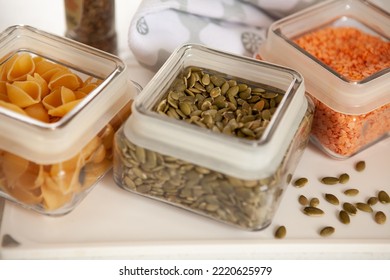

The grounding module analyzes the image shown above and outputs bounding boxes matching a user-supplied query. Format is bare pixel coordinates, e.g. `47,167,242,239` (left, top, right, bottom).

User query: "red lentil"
311,99,390,156
294,26,390,81
292,26,390,157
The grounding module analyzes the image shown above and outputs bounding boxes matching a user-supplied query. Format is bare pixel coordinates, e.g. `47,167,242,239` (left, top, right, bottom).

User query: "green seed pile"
155,66,285,140
276,160,389,239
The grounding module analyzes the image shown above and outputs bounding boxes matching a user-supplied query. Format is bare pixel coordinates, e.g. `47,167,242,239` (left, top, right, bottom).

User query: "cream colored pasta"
6,53,35,81
24,103,50,122
6,80,41,108
0,100,28,116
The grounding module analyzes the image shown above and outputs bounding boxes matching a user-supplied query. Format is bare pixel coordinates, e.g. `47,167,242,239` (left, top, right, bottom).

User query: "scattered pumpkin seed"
324,193,339,205
338,173,350,184
374,211,386,225
274,225,287,239
378,190,390,204
356,202,373,213
367,197,378,206
344,188,359,196
294,177,309,188
303,206,324,216
310,197,320,207
298,195,309,206
293,177,308,188
343,202,357,216
355,160,366,172
339,210,350,224
320,176,339,185
320,226,335,237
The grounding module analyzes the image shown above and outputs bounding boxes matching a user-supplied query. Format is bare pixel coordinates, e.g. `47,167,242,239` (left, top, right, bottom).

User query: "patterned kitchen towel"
128,0,322,71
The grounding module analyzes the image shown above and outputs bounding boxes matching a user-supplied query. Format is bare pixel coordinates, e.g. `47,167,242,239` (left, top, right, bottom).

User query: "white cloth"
128,0,322,71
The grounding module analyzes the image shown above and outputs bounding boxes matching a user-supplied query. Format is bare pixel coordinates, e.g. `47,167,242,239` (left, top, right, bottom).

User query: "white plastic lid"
123,44,308,180
0,25,138,164
259,0,390,115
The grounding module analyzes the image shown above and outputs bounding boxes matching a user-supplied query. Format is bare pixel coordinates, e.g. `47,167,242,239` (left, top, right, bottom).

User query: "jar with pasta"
0,25,139,215
113,44,314,230
258,0,390,159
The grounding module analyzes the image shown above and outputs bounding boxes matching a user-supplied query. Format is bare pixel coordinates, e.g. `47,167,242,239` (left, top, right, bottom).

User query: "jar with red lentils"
258,0,390,159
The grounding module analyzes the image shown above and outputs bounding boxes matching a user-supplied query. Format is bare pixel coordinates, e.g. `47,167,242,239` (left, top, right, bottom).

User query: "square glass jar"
113,44,314,230
0,25,139,215
258,0,390,159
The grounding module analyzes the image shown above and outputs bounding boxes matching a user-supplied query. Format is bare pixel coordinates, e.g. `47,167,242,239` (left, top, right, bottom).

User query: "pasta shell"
42,86,76,109
2,152,29,186
48,99,82,117
7,183,43,205
0,100,28,116
32,56,44,65
24,103,50,123
6,80,41,108
81,136,102,162
41,176,73,210
16,163,44,191
78,159,110,192
77,81,100,95
6,53,35,81
35,59,67,81
99,124,115,150
50,154,83,194
48,69,81,90
0,81,9,102
74,90,88,99
27,73,49,97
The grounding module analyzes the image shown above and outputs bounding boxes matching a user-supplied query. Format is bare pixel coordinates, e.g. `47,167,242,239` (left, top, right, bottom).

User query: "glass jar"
258,0,390,159
64,0,117,54
113,44,314,230
0,25,139,215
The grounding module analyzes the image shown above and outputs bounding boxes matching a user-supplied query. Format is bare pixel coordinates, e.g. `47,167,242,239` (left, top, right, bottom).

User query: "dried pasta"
0,52,132,213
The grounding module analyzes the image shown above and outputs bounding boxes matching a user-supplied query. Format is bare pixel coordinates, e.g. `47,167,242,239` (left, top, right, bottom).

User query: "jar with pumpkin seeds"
113,44,314,230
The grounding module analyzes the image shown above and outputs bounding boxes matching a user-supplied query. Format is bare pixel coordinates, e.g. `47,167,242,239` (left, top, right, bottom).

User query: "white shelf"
1,138,389,259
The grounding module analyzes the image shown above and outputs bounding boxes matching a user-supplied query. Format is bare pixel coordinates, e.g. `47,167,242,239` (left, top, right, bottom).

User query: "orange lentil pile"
293,26,390,157
294,26,390,81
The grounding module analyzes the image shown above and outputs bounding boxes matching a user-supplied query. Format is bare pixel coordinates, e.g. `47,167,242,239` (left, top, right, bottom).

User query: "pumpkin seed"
356,202,373,213
320,176,339,185
303,206,324,216
338,173,350,184
253,100,265,111
374,211,386,224
378,190,390,204
210,87,222,98
274,225,287,239
343,202,357,216
293,177,308,188
339,210,350,224
355,160,366,172
262,92,278,99
320,226,335,237
298,195,309,206
324,193,339,205
201,73,210,85
261,109,271,120
344,188,359,196
310,197,320,207
367,196,378,206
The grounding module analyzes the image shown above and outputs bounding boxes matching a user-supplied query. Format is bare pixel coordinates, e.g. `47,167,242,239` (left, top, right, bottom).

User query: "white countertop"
0,0,389,259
